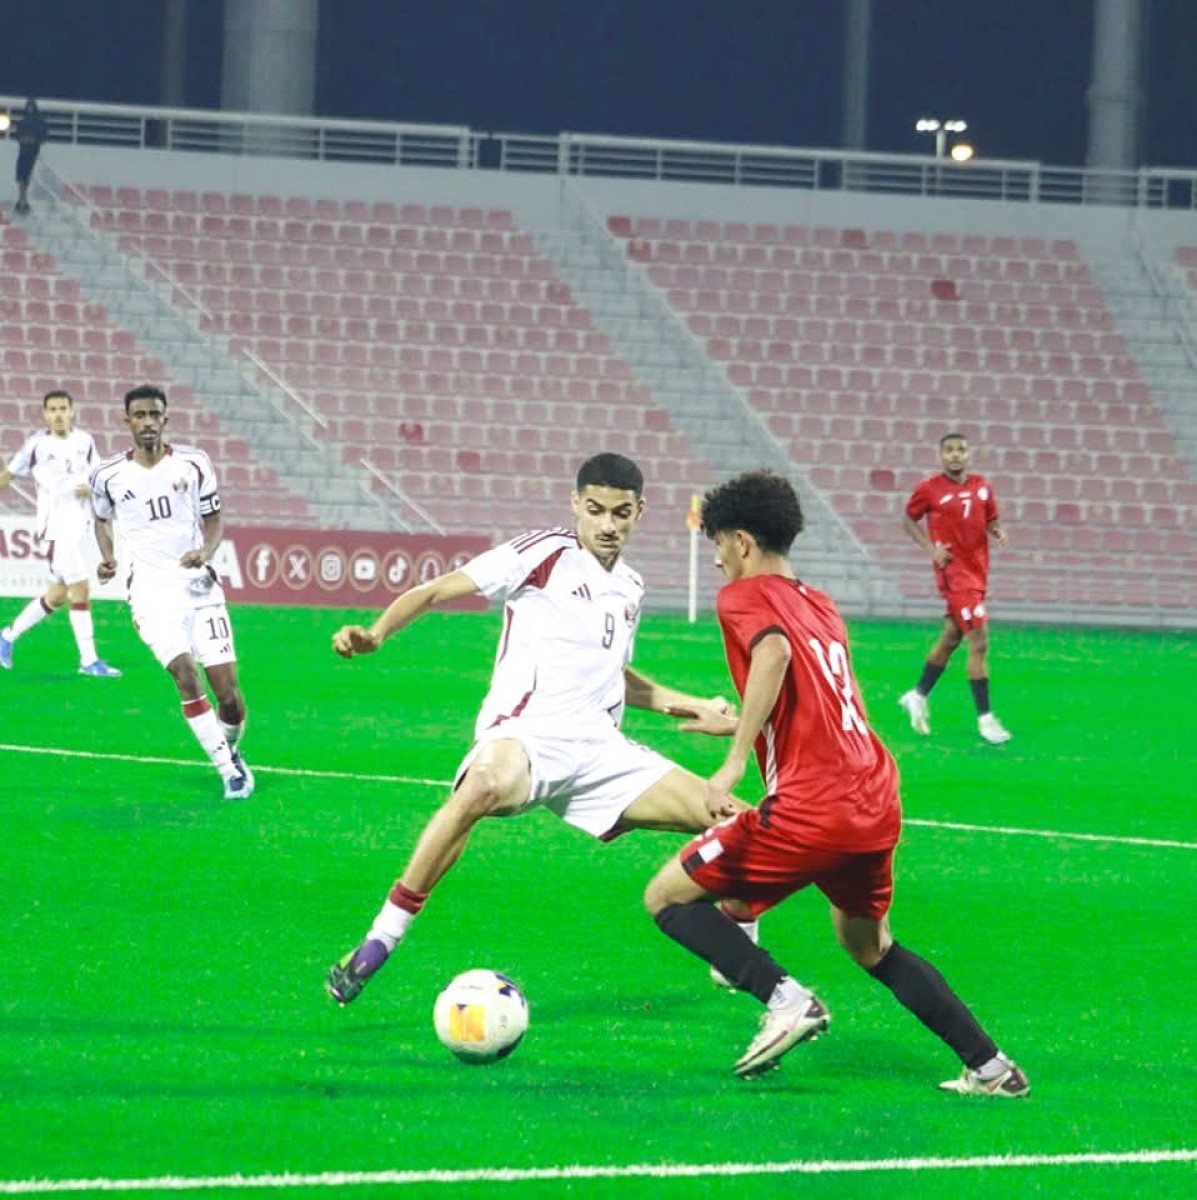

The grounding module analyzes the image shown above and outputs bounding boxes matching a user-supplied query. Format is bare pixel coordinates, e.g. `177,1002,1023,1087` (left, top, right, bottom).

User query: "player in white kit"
90,385,253,800
0,390,121,676
326,452,749,1005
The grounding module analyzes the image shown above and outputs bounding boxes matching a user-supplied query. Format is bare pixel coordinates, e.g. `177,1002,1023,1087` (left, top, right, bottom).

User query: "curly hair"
700,470,804,556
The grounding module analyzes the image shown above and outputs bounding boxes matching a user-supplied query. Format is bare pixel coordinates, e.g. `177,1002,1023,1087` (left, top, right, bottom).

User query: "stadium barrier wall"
0,517,488,610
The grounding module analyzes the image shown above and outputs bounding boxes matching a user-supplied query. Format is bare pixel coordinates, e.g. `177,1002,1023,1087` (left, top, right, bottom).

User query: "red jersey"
906,472,1000,595
716,574,901,853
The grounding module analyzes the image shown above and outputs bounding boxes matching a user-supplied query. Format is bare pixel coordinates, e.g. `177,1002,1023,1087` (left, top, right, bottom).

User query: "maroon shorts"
679,806,894,921
943,588,989,634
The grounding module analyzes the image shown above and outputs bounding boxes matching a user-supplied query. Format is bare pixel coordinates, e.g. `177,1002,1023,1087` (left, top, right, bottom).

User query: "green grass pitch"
1,602,1194,1199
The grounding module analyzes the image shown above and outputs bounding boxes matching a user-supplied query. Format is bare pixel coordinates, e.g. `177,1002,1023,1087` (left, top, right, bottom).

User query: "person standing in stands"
898,432,1012,745
11,98,47,215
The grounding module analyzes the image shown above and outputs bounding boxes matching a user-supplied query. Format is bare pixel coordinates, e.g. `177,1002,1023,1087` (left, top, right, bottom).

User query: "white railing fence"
6,94,1197,209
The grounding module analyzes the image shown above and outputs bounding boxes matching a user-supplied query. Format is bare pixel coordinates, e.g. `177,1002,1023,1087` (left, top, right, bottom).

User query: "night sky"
2,0,1195,169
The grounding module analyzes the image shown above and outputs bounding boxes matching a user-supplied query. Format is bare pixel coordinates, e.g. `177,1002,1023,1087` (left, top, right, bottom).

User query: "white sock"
767,976,813,1011
182,698,236,777
974,1051,1013,1079
368,900,417,952
218,718,245,750
68,605,97,665
8,597,52,641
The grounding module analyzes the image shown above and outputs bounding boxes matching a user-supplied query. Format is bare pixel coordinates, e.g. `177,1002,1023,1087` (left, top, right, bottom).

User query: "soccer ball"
432,969,528,1064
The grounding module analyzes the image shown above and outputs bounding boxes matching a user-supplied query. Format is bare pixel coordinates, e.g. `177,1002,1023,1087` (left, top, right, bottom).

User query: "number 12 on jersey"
808,637,868,734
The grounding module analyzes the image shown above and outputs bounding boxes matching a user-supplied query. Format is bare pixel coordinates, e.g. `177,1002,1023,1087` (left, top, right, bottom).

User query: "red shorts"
679,806,894,921
943,588,989,634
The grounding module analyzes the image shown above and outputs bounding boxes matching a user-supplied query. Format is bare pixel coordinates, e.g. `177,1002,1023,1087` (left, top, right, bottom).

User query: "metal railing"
241,350,329,434
357,460,445,534
7,94,1197,210
3,95,477,169
4,481,36,507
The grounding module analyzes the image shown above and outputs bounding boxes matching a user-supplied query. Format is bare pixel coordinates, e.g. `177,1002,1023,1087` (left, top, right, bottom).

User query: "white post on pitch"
685,491,701,623
687,523,699,623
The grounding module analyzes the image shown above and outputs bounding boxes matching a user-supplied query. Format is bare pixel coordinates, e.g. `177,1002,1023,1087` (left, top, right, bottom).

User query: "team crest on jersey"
978,486,989,501
624,602,639,626
172,476,189,493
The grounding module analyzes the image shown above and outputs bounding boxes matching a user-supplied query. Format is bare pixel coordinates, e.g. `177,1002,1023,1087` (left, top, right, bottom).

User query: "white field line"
0,742,447,789
902,816,1197,851
0,1148,1195,1194
2,742,1195,851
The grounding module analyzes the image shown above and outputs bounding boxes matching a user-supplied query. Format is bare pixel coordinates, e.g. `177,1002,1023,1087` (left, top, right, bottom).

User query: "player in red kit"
899,432,1012,744
644,470,1028,1096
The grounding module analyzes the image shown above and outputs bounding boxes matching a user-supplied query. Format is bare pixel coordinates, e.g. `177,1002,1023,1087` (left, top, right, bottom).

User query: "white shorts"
130,573,237,669
454,716,675,839
45,533,91,587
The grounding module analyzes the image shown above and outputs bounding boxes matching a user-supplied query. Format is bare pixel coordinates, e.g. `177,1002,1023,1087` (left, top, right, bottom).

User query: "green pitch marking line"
2,741,1195,851
1,1149,1195,1193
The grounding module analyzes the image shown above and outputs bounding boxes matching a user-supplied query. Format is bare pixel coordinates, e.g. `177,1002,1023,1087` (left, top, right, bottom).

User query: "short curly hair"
700,470,804,556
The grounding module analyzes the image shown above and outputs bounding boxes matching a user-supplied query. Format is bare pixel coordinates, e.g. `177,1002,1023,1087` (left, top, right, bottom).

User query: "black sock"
867,942,997,1068
969,676,991,716
654,903,784,1004
916,662,945,696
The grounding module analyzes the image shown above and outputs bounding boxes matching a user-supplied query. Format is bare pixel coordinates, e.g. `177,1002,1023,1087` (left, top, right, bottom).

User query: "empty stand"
18,185,1192,617
74,188,718,587
612,215,1197,611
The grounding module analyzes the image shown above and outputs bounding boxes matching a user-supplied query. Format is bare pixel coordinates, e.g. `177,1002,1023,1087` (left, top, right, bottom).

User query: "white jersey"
462,528,645,734
91,444,223,600
6,427,97,543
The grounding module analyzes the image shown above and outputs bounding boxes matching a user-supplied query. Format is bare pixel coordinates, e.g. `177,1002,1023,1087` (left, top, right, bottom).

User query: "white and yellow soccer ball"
432,969,528,1064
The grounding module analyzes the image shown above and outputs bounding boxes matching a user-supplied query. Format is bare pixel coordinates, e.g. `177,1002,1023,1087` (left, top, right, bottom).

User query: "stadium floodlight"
915,117,969,159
